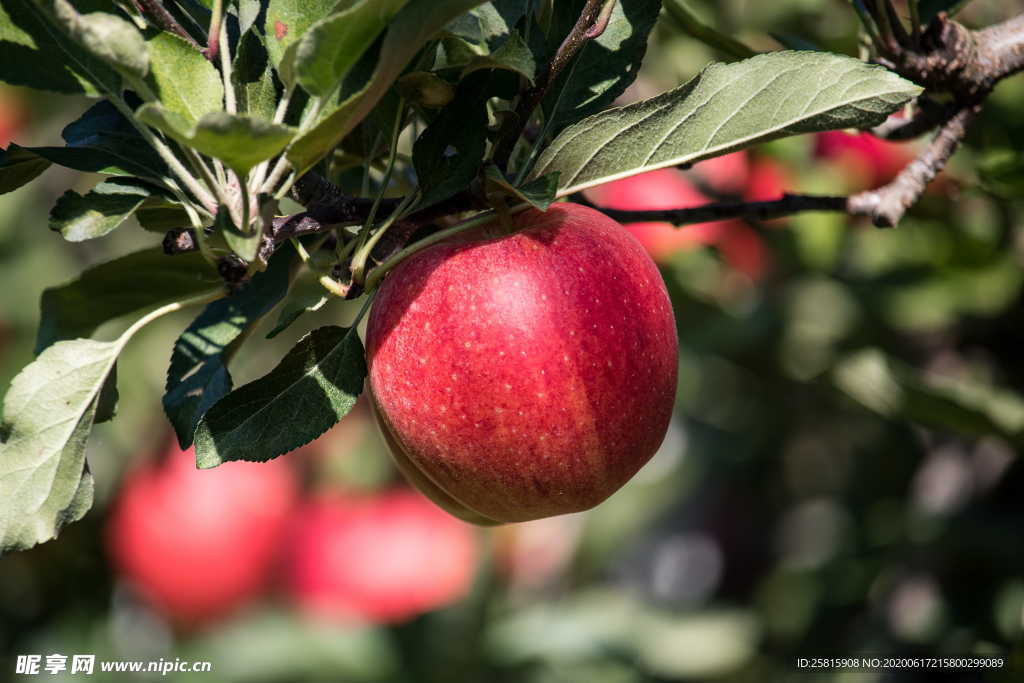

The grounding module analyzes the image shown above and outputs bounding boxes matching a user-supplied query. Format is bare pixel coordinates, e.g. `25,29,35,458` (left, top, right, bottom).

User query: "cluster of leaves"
0,0,922,554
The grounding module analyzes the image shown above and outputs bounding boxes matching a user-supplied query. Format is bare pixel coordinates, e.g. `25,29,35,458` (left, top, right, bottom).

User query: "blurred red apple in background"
366,203,678,524
0,87,25,147
585,167,733,263
494,515,584,590
586,166,771,280
107,444,298,627
283,490,477,623
692,150,750,195
814,130,912,190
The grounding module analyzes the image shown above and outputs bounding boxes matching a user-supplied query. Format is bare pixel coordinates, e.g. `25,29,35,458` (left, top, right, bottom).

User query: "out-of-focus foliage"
2,0,1024,681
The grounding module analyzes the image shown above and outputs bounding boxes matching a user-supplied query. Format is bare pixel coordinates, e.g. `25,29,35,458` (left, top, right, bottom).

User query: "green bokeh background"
2,0,1024,681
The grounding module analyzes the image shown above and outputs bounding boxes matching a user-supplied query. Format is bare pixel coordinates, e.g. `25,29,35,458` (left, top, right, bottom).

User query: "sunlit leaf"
195,325,367,467
533,50,921,196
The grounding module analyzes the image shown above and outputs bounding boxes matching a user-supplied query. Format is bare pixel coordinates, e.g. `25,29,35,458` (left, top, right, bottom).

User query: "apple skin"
365,203,678,524
283,490,477,623
106,444,298,627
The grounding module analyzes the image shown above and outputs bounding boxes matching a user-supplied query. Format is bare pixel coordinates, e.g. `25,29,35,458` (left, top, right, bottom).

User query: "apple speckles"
365,203,677,523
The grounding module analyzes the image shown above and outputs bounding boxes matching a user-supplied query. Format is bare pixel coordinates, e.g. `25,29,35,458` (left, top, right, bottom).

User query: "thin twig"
870,98,956,140
578,193,849,225
131,0,200,48
204,0,224,62
849,103,981,226
491,0,616,170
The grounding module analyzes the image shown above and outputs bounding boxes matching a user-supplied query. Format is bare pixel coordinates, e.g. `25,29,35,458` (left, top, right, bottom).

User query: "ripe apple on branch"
1,0,1023,557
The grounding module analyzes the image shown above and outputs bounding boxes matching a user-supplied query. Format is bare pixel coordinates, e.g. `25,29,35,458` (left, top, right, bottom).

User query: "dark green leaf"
48,177,164,242
413,71,491,208
287,0,488,177
145,31,223,125
532,51,922,197
485,165,559,210
164,251,295,449
195,325,367,467
541,0,661,135
0,0,119,95
461,29,535,82
0,145,51,195
36,248,221,353
265,269,330,339
43,100,168,180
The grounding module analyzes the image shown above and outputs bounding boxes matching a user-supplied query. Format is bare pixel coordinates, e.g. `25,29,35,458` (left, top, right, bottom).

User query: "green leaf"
396,71,456,108
41,0,148,80
264,0,337,71
137,105,295,175
0,301,187,555
146,32,223,125
413,71,490,208
484,166,559,210
164,251,295,449
233,29,280,120
834,349,1024,445
135,199,193,232
15,102,169,181
541,0,661,134
286,0,488,177
48,177,164,242
265,268,331,339
446,0,527,49
0,0,123,95
238,0,264,36
460,29,535,82
216,204,261,261
36,248,221,353
294,0,408,97
0,145,51,195
17,143,161,182
663,0,757,60
532,50,922,196
60,100,166,176
195,325,367,467
978,149,1024,199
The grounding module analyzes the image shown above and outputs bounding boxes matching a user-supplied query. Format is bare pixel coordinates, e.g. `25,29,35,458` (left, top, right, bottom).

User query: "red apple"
585,167,772,280
693,150,750,195
0,87,25,147
814,130,912,189
585,167,732,262
283,490,477,623
365,203,678,524
107,444,298,627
